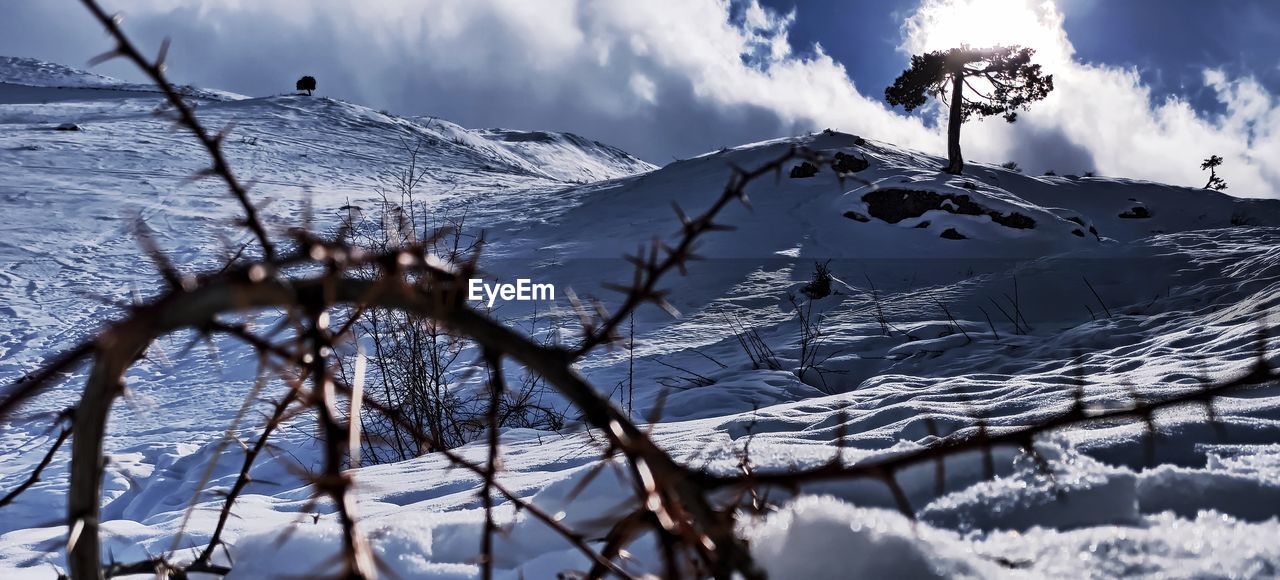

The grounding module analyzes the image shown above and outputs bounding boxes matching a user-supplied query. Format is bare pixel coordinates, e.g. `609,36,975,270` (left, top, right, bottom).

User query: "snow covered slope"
0,55,244,101
3,56,1280,579
475,128,657,183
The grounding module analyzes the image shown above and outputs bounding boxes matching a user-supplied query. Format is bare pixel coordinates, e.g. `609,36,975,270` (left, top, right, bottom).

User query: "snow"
474,128,657,183
0,56,244,102
2,55,1280,578
920,440,1143,532
746,496,997,578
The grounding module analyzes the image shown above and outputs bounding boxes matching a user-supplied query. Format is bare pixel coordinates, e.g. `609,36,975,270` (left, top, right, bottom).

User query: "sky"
2,0,1279,196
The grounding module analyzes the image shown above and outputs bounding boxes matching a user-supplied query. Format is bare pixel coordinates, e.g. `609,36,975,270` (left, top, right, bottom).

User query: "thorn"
87,48,124,67
623,253,645,269
671,202,691,227
67,518,84,555
181,166,219,187
652,296,680,318
215,122,239,145
155,37,171,70
600,282,633,295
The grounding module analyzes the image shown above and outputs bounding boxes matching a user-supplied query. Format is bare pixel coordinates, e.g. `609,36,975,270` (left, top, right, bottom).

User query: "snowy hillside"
0,55,244,101
474,128,657,183
3,55,1280,579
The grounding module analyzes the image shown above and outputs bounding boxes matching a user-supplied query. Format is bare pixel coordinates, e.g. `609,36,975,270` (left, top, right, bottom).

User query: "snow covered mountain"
3,56,1280,578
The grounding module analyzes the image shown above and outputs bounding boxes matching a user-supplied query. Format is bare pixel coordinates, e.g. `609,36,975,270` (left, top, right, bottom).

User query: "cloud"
902,0,1280,196
1,0,1277,197
0,0,935,163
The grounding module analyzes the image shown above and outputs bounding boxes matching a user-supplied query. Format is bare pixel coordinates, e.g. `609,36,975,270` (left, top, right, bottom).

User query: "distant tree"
1000,160,1022,173
1201,155,1227,191
886,45,1053,175
801,260,833,299
296,75,316,96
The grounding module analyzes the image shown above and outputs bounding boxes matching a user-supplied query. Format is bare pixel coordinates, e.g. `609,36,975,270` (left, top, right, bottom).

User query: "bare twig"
193,377,303,567
1083,276,1112,318
977,305,1000,340
0,412,72,508
480,349,505,580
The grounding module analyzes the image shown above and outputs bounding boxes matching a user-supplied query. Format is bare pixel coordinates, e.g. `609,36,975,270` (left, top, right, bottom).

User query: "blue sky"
1061,0,1280,109
761,0,1280,120
758,0,915,106
2,0,1279,195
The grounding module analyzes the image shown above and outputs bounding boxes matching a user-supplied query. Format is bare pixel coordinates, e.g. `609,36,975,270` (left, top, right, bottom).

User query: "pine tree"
886,45,1053,175
1201,155,1227,191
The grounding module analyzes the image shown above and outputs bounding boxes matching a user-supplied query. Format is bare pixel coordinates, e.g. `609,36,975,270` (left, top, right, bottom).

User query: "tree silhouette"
296,75,316,96
1201,154,1228,191
886,45,1053,175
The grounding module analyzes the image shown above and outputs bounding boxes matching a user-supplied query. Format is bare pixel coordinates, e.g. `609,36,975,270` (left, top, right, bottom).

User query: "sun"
902,0,1069,63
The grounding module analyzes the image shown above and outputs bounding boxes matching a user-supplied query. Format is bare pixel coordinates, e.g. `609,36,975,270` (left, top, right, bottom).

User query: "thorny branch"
79,0,275,261
193,377,301,567
0,2,1274,579
208,318,639,579
699,346,1277,513
571,149,821,358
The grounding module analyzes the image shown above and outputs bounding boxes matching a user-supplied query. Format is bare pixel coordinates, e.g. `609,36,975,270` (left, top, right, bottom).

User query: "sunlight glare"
902,0,1070,63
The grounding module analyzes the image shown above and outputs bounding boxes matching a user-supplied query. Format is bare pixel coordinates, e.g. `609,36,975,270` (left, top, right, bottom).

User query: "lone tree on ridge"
886,45,1053,175
1201,154,1228,191
296,75,316,96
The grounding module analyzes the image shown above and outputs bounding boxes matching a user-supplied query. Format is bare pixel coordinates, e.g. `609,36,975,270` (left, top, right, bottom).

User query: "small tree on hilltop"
886,45,1054,175
1201,154,1228,191
296,75,316,96
801,260,833,299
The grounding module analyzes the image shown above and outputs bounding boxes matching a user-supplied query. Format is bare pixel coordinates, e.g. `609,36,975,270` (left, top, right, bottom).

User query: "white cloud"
630,72,657,104
2,0,1276,196
0,0,936,162
902,0,1280,196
